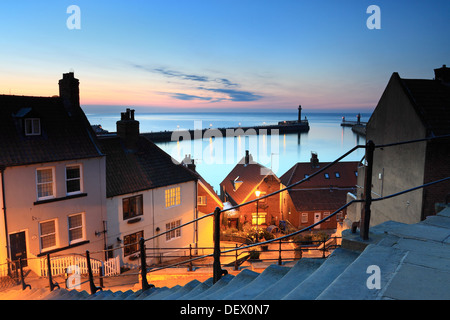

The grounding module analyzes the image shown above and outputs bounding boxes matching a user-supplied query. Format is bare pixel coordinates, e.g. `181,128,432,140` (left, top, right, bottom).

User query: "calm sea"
85,111,371,192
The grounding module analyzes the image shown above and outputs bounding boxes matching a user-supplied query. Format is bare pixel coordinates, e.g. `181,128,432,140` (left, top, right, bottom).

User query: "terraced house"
0,73,107,274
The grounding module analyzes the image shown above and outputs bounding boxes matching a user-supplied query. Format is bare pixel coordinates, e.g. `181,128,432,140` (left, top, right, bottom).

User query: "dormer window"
25,118,41,136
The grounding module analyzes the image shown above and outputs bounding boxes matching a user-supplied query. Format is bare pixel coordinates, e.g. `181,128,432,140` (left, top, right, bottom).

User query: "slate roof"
398,74,450,137
98,135,197,198
0,94,102,167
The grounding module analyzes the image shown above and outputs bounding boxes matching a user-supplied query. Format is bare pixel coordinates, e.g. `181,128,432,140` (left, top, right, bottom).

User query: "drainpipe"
0,166,9,260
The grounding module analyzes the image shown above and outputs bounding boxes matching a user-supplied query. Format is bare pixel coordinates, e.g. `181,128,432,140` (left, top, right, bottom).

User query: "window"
355,171,358,177
36,168,54,200
123,195,143,220
252,212,266,226
198,196,207,206
40,220,57,250
68,213,84,244
166,220,181,241
324,173,330,179
124,231,143,257
165,187,181,208
335,172,340,178
66,165,82,195
301,213,308,223
25,118,41,136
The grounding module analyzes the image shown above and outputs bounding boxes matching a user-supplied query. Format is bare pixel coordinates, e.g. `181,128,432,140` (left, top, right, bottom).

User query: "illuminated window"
324,173,330,179
124,231,143,256
123,195,143,220
252,212,266,225
165,187,181,208
40,220,57,251
36,168,55,200
25,118,41,136
166,220,181,241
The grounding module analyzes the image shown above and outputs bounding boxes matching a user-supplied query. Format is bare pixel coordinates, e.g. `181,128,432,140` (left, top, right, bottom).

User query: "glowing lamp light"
255,190,261,198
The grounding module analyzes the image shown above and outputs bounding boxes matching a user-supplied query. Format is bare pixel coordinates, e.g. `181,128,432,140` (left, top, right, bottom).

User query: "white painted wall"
0,156,107,273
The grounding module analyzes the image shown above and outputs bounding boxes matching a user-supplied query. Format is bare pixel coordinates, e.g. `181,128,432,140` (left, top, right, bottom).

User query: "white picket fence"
40,255,120,277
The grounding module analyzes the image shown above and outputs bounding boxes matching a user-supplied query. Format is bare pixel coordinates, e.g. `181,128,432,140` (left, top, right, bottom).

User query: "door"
314,213,321,229
10,232,28,267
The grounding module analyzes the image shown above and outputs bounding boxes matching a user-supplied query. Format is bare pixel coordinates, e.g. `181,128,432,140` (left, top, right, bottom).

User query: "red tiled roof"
288,188,354,212
220,156,278,205
280,161,359,188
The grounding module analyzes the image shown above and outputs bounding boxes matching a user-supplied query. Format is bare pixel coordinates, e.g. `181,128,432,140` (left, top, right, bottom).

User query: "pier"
142,120,310,142
341,114,366,136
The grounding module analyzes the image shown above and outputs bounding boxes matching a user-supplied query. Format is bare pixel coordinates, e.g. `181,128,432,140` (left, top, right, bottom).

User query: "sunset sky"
0,1,449,113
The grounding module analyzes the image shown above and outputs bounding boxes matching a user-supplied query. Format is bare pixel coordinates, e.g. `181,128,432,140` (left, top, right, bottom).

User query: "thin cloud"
201,87,263,102
133,63,262,102
170,93,213,101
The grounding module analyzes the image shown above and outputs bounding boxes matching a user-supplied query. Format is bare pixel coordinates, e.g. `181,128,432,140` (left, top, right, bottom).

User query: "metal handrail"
15,134,449,293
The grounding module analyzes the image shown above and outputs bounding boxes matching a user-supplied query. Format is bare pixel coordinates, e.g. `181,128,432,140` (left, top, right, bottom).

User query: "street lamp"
255,189,261,242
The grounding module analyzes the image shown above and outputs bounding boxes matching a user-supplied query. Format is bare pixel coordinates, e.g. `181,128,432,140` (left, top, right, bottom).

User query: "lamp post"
255,189,261,242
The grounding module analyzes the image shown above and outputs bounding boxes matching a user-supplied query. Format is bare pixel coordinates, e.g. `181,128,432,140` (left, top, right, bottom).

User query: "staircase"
1,207,449,300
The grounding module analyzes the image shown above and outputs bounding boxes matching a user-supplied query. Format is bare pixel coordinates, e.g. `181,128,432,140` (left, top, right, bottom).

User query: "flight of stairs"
1,207,449,300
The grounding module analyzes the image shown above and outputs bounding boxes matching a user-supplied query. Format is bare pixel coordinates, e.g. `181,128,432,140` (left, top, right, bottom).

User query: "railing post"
19,259,31,291
140,237,151,291
278,239,282,265
188,244,193,271
47,254,60,291
234,244,239,271
213,207,223,283
361,140,375,240
86,250,102,295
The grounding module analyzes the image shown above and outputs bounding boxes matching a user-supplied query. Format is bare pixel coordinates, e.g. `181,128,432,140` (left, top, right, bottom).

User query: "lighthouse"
298,105,302,123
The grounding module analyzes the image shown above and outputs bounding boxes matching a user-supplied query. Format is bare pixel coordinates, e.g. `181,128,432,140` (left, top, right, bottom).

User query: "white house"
97,109,211,267
0,73,107,274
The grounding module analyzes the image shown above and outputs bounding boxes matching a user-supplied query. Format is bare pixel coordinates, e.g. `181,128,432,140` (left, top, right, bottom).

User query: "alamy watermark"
170,121,280,175
67,5,81,30
366,265,381,290
367,5,381,30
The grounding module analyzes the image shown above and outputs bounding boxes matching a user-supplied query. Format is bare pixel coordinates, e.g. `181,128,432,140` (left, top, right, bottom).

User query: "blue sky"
0,0,449,113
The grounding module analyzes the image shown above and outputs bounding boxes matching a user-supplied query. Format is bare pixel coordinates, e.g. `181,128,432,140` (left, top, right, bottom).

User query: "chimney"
310,151,319,168
182,154,196,172
298,105,302,123
434,65,450,84
116,108,140,152
244,150,252,166
59,72,80,114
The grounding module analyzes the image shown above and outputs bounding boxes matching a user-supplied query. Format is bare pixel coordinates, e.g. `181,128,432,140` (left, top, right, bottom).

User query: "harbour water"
86,111,371,192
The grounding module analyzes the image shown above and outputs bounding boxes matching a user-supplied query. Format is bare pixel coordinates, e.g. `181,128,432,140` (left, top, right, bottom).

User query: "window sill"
34,193,87,205
37,240,90,257
126,217,142,224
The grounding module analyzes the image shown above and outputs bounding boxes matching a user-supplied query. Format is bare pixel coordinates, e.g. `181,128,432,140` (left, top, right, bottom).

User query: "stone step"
162,279,202,300
282,248,360,300
185,274,234,300
201,269,260,300
317,244,408,300
223,264,290,300
144,286,181,300
254,258,325,300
